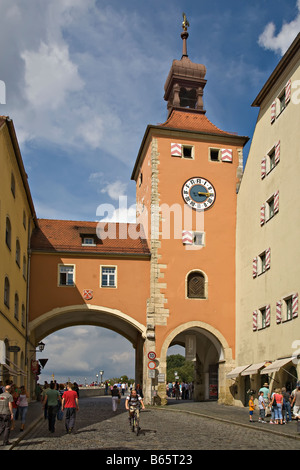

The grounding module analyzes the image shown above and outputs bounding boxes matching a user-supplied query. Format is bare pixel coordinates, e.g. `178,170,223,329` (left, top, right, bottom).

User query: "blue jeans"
284,402,292,421
19,406,28,424
274,404,283,421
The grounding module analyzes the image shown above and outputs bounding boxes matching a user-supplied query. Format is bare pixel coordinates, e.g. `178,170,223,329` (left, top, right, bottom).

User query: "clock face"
182,177,216,211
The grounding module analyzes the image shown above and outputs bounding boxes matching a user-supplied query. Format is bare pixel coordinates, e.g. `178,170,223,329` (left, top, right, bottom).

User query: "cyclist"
125,389,145,428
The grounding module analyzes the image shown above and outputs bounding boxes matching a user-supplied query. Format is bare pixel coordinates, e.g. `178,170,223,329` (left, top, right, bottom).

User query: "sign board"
148,360,157,370
8,346,20,353
148,369,155,378
148,351,156,360
157,373,165,383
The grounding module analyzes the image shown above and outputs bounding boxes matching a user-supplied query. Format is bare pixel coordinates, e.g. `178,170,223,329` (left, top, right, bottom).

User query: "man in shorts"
125,389,145,427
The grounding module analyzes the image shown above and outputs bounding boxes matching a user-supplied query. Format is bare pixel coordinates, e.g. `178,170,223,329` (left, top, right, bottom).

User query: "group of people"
166,381,194,400
41,381,79,434
0,380,30,446
0,379,79,446
249,381,300,424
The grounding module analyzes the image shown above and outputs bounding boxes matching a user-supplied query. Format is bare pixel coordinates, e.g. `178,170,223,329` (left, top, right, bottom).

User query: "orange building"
28,23,248,404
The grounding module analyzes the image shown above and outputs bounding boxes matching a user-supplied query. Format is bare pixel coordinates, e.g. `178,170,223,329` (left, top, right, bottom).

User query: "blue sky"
1,0,299,383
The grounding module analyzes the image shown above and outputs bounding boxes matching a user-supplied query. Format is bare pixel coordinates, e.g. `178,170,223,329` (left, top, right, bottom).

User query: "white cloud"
258,1,300,55
21,42,84,110
100,180,128,201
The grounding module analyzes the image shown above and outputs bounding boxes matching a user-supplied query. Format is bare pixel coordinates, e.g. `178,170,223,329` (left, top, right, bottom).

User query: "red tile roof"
30,219,150,256
159,109,237,136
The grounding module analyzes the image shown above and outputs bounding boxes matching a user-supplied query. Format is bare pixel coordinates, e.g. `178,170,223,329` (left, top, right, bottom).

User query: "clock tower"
132,16,249,404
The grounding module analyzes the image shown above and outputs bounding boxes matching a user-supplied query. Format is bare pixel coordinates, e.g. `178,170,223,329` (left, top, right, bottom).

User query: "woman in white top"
18,385,29,431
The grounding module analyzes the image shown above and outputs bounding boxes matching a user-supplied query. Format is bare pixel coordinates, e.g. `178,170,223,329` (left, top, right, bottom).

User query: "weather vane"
182,12,190,32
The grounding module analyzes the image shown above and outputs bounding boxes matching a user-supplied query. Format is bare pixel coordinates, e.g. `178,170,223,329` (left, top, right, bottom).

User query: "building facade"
235,33,300,405
0,116,37,390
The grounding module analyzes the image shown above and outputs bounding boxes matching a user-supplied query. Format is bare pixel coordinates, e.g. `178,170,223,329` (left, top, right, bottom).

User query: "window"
14,293,19,320
209,148,220,162
4,277,10,308
82,237,96,246
182,145,193,159
279,91,286,113
286,297,293,321
16,239,21,267
59,265,75,286
259,252,266,273
259,307,266,329
5,217,11,249
193,232,205,246
101,266,116,288
269,149,275,171
21,304,25,328
23,255,27,279
23,211,26,229
267,197,275,220
11,173,15,197
187,271,206,299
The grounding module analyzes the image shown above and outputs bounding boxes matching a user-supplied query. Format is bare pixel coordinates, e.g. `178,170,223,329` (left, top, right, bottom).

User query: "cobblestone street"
7,396,300,452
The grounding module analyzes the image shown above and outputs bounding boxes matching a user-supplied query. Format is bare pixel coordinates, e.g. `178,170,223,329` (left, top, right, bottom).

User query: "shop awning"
260,357,293,374
227,365,251,379
241,362,267,376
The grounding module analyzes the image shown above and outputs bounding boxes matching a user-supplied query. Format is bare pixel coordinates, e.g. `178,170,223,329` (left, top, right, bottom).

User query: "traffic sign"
148,360,157,369
148,351,156,360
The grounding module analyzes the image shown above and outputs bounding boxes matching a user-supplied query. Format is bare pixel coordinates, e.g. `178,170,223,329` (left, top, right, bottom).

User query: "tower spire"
181,12,189,58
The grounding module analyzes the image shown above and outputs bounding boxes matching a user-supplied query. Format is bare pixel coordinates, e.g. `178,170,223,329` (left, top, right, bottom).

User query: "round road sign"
148,361,157,369
148,351,156,360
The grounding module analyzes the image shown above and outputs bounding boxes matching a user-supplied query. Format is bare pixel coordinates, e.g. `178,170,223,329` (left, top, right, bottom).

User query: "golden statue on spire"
182,12,190,32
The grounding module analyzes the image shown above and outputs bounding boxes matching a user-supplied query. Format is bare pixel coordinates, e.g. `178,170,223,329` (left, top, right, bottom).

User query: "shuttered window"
187,272,206,299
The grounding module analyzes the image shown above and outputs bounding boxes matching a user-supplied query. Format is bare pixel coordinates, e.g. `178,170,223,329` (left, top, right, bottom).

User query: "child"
258,391,266,423
249,394,255,422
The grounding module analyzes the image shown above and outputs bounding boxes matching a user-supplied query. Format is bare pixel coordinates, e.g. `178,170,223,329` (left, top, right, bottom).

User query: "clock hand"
198,192,211,197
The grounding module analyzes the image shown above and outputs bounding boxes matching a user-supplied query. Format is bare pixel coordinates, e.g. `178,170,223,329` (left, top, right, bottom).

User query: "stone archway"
157,321,235,404
28,304,147,386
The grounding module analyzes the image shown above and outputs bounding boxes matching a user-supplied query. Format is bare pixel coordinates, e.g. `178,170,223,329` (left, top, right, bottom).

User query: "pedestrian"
175,381,180,400
111,385,121,412
57,384,65,421
61,382,79,434
249,394,255,422
10,384,19,431
270,388,283,424
73,382,80,398
17,385,29,432
181,382,185,400
258,391,266,423
282,387,292,423
43,382,61,433
0,385,14,446
291,382,300,419
42,383,49,419
259,382,270,416
105,381,109,395
136,384,143,399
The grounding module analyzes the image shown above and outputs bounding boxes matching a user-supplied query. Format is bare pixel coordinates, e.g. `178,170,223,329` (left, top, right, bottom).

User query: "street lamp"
100,370,104,385
96,374,98,386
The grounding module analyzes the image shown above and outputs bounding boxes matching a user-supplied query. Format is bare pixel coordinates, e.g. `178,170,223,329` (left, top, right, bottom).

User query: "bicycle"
130,407,140,436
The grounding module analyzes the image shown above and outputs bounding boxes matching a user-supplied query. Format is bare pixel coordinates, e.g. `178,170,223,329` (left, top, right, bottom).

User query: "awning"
227,365,251,379
261,357,293,374
241,362,267,376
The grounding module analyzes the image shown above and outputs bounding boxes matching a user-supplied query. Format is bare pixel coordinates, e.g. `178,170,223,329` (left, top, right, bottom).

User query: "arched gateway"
28,20,248,404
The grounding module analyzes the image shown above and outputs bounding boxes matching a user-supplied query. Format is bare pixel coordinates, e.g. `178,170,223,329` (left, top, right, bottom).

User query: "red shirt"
62,390,78,408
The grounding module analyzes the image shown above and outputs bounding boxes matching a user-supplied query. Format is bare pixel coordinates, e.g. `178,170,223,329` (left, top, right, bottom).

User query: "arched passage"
28,304,147,388
158,321,234,403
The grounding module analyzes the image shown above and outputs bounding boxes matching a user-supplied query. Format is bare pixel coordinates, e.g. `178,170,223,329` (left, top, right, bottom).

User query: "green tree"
167,354,194,383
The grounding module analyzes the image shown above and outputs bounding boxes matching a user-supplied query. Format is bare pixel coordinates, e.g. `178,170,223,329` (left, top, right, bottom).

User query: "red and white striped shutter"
261,157,266,179
260,204,265,226
221,149,233,163
182,230,193,245
292,293,298,318
265,248,271,270
271,101,276,123
274,190,279,213
266,304,271,327
253,311,258,331
275,141,280,165
285,79,291,105
253,257,257,278
276,301,282,324
171,143,182,157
